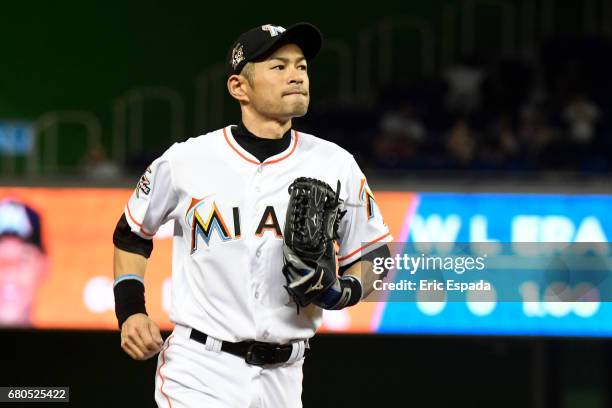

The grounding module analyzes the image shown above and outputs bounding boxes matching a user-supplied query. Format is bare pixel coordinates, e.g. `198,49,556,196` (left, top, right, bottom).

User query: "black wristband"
113,279,147,329
339,275,363,308
312,275,363,310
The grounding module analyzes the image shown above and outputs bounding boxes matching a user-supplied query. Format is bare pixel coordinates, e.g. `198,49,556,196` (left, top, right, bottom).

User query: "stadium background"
1,0,612,406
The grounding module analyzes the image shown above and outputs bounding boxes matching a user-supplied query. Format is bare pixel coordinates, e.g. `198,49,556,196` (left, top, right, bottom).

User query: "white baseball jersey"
124,125,392,344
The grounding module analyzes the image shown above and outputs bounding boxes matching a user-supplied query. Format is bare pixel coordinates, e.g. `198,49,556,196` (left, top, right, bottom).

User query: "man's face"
0,236,47,326
244,43,310,121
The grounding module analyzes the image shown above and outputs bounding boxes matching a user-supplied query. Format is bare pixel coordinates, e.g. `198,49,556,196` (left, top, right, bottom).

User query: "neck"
241,110,292,139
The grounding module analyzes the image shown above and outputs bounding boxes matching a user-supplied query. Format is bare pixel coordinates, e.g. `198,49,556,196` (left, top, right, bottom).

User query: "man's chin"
287,104,309,118
268,104,309,121
290,109,308,118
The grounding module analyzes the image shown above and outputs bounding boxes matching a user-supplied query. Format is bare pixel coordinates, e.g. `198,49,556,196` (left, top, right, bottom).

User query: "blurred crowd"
75,37,612,179
303,36,612,174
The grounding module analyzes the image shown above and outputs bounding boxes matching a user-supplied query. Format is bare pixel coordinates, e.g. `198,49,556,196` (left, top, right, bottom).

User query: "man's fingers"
125,324,148,354
148,321,164,348
119,315,162,360
121,329,143,359
126,330,147,353
122,339,145,360
136,324,155,351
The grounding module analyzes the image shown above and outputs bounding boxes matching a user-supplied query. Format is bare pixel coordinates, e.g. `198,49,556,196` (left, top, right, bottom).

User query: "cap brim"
251,22,323,63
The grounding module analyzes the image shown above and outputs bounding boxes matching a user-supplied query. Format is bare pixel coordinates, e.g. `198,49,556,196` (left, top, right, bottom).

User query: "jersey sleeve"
336,156,393,266
123,150,179,239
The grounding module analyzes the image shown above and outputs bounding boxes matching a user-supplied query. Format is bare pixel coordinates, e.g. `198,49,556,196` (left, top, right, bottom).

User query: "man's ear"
227,75,249,103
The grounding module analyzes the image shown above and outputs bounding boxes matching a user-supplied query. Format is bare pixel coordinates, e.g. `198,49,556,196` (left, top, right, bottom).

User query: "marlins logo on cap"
226,22,323,75
261,24,285,37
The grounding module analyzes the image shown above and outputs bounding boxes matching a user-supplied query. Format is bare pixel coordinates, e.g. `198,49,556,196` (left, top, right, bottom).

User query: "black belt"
189,328,296,366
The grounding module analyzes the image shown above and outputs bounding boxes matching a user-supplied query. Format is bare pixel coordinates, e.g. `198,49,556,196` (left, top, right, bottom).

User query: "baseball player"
112,22,392,407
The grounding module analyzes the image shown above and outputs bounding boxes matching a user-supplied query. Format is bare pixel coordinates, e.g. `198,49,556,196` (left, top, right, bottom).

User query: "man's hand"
120,313,163,360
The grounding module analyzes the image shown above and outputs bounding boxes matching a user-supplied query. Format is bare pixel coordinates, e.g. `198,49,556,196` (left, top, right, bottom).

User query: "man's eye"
273,65,285,70
298,65,307,70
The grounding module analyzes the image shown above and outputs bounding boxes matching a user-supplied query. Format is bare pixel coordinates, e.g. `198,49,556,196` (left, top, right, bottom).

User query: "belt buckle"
245,342,277,366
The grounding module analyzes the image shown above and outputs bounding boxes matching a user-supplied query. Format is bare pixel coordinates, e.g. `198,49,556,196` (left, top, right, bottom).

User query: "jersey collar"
223,125,299,165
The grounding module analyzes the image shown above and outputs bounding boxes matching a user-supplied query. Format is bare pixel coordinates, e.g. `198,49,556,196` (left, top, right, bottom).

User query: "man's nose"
288,68,305,85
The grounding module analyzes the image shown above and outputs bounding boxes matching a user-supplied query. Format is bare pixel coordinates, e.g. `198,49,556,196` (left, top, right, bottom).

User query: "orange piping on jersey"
158,335,174,408
126,203,143,227
337,232,392,262
264,130,299,164
140,229,156,237
222,126,299,165
126,203,156,237
223,127,259,164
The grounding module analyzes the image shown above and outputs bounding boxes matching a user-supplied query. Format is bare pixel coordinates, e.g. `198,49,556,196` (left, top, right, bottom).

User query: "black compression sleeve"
112,214,154,258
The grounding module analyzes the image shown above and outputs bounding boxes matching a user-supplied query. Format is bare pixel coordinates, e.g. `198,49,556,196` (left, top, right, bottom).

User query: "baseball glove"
282,177,345,309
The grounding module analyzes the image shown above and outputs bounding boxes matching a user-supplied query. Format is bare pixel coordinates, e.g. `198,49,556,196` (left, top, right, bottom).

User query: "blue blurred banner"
0,122,34,155
376,193,612,337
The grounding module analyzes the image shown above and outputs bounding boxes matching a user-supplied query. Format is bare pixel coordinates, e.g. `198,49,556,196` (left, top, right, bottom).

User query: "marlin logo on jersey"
187,198,233,253
359,178,377,219
261,24,285,37
187,198,284,253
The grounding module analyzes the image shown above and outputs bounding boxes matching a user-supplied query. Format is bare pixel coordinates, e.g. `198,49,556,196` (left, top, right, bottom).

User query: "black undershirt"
231,122,291,162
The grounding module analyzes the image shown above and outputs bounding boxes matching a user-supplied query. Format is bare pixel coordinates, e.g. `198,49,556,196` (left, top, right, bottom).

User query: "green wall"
0,0,595,171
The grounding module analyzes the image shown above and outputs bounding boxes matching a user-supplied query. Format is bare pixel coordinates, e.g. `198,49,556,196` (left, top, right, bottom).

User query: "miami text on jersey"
186,197,283,253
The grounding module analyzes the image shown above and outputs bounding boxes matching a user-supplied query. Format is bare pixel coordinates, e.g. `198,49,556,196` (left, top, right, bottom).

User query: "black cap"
0,199,44,252
227,23,323,75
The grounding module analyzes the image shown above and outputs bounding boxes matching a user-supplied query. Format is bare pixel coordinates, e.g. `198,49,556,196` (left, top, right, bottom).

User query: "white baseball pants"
154,324,306,408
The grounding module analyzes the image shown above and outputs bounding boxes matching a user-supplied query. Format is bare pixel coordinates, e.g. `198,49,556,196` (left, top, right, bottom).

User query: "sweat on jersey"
123,125,392,344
